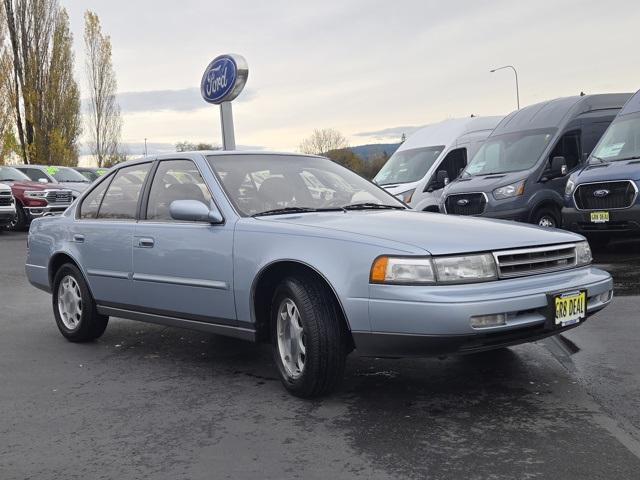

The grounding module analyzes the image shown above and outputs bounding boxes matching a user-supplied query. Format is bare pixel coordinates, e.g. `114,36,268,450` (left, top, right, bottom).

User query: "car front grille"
45,189,73,205
574,181,637,210
444,193,486,215
0,191,13,206
493,244,577,279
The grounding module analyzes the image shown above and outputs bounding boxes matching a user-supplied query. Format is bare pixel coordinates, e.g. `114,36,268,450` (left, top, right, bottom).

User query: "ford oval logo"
457,198,470,206
593,189,610,198
200,54,248,104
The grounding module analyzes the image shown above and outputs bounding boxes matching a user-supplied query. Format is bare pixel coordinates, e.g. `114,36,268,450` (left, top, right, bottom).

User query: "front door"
132,159,236,324
74,162,152,305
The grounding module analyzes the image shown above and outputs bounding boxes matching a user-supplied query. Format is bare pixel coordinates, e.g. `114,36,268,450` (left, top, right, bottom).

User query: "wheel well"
48,253,79,289
252,261,354,348
530,201,561,222
422,205,440,213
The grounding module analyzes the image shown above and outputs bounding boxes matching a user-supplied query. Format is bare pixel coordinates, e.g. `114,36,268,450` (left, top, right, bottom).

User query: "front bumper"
0,205,16,225
355,266,612,357
562,204,640,236
24,205,69,220
440,203,530,222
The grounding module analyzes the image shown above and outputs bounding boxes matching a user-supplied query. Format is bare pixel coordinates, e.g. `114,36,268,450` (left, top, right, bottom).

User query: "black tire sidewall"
8,204,26,231
52,263,106,341
533,208,559,228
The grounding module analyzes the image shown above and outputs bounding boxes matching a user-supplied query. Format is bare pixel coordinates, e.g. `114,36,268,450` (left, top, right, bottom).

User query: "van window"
97,163,151,220
549,131,581,171
591,113,640,162
464,129,555,176
433,148,467,184
374,146,444,185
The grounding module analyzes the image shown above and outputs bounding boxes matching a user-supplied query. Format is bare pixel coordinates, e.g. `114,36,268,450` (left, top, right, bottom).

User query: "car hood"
55,182,90,193
261,210,581,255
445,171,529,195
5,180,71,191
572,160,640,183
380,180,421,196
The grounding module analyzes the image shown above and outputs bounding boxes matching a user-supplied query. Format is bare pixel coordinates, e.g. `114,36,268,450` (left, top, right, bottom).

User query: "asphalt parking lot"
1,231,640,479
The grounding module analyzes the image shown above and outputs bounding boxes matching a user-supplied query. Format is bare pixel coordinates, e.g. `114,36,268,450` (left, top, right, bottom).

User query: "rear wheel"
52,263,109,342
532,207,560,228
7,204,27,231
270,275,348,398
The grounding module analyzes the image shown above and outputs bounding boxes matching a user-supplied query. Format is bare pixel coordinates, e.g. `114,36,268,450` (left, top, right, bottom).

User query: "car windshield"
374,146,445,185
590,113,640,162
0,166,31,181
77,169,100,181
464,129,556,176
49,166,90,183
207,154,405,216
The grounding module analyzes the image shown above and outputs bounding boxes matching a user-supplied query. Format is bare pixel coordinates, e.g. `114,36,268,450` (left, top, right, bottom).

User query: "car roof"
397,116,504,152
492,93,632,136
618,89,640,117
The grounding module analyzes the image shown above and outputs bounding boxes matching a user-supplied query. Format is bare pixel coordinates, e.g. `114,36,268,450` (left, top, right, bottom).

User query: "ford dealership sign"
200,54,248,104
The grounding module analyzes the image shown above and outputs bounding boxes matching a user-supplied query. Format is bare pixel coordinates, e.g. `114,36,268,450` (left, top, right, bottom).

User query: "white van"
373,116,503,211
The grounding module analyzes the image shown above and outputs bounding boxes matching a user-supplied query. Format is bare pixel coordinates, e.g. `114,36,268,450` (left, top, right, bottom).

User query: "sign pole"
220,101,236,150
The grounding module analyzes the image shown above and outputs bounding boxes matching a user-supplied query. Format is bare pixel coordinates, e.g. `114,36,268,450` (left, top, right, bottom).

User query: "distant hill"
350,143,400,162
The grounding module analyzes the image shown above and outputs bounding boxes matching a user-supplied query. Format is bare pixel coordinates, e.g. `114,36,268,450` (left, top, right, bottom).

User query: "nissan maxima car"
25,151,613,397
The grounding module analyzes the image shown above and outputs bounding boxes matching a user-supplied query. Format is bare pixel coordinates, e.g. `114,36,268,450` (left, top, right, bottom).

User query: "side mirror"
38,178,49,184
426,170,450,192
550,156,567,177
169,199,223,224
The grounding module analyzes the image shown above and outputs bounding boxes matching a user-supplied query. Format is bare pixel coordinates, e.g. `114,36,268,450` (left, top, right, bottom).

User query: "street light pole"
144,138,148,156
490,65,520,110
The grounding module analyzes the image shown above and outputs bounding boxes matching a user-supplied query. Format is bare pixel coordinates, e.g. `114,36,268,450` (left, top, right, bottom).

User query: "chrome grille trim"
493,244,577,279
44,189,73,205
573,180,638,211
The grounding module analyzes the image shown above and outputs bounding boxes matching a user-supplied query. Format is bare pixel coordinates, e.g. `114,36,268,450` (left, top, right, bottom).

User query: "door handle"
137,237,155,248
73,234,85,243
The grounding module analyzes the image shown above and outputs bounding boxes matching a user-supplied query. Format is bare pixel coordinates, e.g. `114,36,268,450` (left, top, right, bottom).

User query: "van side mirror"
550,156,568,177
170,199,224,224
426,170,450,192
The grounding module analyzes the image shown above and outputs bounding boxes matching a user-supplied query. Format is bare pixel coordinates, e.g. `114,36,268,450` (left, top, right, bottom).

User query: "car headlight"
576,241,592,266
565,178,576,196
25,190,47,198
370,253,497,285
493,181,525,200
395,188,415,204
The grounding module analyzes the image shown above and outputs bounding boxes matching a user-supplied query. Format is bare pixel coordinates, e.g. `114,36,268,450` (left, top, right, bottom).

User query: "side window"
79,176,112,219
97,163,151,220
21,168,49,182
427,148,467,191
549,131,581,171
146,160,212,221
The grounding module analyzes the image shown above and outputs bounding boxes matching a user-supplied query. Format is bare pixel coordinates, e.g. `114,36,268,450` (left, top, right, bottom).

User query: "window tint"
549,131,581,171
20,168,50,182
98,163,151,220
433,148,467,186
79,176,112,219
146,160,212,221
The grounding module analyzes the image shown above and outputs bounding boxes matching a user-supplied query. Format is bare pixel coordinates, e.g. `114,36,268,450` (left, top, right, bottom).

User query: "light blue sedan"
25,152,613,397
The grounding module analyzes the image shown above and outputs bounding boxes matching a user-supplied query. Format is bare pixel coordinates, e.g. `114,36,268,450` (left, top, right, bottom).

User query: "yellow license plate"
590,211,609,223
554,291,586,326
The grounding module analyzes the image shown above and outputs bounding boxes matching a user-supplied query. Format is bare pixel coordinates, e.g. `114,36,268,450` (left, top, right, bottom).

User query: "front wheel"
532,208,560,228
53,263,109,342
271,275,348,398
7,204,27,231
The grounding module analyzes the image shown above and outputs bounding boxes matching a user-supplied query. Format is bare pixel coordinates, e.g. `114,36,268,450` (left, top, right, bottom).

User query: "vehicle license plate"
553,290,587,327
590,211,609,223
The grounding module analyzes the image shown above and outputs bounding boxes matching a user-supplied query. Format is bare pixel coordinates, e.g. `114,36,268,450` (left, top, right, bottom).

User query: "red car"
0,166,74,231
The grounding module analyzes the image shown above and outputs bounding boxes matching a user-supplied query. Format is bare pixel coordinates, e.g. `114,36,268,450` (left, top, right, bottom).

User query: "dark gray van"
440,94,632,227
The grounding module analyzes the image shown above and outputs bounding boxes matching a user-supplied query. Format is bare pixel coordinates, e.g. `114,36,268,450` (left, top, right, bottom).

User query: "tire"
270,275,348,398
52,263,109,342
7,204,27,231
532,207,560,228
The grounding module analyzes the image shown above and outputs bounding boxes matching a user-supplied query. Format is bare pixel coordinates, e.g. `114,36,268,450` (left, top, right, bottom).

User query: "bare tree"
299,128,349,156
84,10,121,168
175,141,221,152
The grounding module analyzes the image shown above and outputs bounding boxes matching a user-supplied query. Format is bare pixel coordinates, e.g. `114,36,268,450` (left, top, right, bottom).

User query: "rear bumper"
355,266,612,357
562,204,640,235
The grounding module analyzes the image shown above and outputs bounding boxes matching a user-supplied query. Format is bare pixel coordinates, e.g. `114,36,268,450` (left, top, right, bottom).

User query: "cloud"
82,87,257,114
354,125,426,141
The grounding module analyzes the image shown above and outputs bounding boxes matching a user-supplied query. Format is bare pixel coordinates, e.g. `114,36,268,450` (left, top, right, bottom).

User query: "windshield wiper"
589,155,608,164
252,206,344,217
617,155,640,162
342,202,405,211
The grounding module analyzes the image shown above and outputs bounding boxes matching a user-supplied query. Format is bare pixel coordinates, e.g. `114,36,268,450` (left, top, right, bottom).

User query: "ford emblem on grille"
457,198,470,206
593,189,610,198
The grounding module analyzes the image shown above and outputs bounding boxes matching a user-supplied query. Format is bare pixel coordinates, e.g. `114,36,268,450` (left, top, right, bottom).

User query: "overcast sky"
64,0,640,158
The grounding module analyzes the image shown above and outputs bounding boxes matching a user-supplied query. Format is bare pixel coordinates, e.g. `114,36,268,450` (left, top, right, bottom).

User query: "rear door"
132,158,236,324
74,162,152,306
